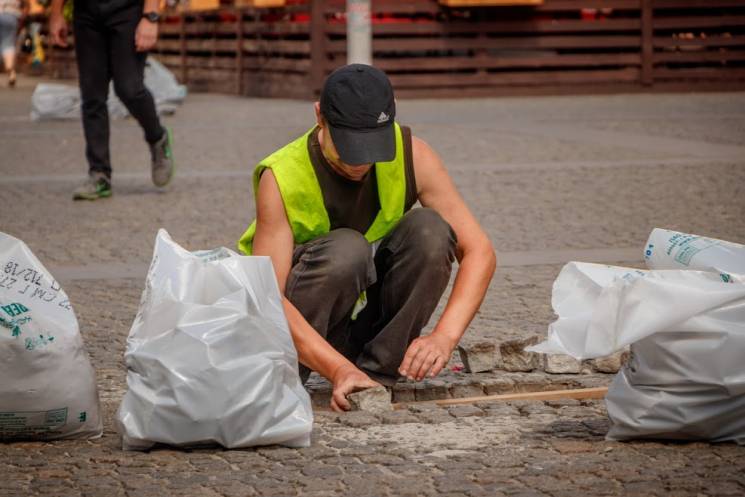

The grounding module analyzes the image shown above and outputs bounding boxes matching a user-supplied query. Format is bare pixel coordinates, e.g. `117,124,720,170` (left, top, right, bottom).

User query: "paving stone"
309,389,332,408
543,354,583,374
575,375,613,389
499,336,542,372
480,377,516,395
379,410,419,425
510,374,554,393
301,463,343,478
433,475,483,494
312,411,341,424
415,380,450,401
391,381,417,403
338,411,380,428
448,405,485,418
478,404,521,417
551,439,596,454
419,410,457,424
347,386,393,414
457,341,501,373
590,348,630,373
449,381,486,399
407,402,442,413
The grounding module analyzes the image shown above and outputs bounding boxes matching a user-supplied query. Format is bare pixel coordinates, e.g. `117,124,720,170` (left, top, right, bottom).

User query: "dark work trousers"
73,0,164,177
287,208,458,386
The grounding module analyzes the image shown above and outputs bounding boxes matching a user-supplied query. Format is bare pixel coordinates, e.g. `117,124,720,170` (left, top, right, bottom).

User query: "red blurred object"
580,8,596,21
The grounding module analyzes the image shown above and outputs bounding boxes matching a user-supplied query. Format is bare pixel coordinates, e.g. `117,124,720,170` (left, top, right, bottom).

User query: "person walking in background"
48,0,175,200
0,0,27,87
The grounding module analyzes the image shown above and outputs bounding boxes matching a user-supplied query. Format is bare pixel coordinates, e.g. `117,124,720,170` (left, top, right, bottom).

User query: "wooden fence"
45,0,745,98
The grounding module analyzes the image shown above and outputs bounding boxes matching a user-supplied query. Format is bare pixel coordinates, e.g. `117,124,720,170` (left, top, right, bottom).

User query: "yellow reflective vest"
238,123,407,255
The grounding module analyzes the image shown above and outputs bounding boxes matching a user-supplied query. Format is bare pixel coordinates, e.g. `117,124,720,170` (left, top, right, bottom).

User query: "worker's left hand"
135,19,158,52
399,333,454,382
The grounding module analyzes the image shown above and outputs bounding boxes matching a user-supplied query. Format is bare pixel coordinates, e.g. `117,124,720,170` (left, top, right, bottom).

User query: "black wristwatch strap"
143,12,160,23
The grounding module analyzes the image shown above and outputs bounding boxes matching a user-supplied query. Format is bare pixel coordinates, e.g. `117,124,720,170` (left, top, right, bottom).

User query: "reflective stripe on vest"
237,123,407,256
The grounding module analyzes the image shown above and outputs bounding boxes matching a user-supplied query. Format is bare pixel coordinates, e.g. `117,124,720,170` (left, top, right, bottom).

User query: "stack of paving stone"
304,335,628,406
457,335,630,375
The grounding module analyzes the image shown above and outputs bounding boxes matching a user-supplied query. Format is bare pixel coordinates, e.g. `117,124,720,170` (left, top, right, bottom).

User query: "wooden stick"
392,387,608,410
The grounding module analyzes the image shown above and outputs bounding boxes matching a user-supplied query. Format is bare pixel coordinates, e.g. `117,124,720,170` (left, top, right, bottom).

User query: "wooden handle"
393,387,608,409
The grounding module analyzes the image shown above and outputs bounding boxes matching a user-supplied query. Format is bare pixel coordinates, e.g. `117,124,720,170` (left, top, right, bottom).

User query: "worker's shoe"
72,172,112,201
150,127,175,188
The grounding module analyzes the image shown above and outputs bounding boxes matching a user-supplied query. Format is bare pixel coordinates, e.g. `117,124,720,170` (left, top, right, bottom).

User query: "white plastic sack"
0,232,102,440
116,230,313,450
29,83,82,121
645,228,745,275
528,261,745,443
607,329,745,444
31,58,187,121
144,57,188,107
527,262,745,358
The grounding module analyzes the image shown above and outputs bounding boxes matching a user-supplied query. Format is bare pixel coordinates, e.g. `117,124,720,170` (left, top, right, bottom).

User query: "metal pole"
346,0,372,65
641,0,653,86
310,0,326,96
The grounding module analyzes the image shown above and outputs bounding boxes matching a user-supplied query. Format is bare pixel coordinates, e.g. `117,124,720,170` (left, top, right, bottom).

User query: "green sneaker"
150,127,175,188
72,173,112,201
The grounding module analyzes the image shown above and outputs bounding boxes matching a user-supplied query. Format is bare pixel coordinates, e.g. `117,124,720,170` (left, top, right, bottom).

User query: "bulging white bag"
528,261,745,444
116,230,313,450
645,228,745,275
0,232,102,440
31,58,187,121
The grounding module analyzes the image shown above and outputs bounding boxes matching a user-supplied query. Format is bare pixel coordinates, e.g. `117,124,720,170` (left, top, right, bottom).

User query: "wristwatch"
142,12,160,23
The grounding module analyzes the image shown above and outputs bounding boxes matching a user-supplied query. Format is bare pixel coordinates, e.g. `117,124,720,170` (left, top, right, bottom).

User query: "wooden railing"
152,3,315,98
44,0,745,98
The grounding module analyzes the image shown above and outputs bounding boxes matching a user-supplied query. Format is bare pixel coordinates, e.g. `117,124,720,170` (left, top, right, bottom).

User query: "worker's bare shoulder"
411,135,444,169
257,167,278,193
411,134,451,194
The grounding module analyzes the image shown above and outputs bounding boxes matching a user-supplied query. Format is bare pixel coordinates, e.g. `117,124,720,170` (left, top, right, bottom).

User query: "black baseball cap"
320,64,396,166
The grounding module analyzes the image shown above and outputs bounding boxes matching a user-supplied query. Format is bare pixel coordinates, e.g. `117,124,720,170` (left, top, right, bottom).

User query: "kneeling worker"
239,65,496,412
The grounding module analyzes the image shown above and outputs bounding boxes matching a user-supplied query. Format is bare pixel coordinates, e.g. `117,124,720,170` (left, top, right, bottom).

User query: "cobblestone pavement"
1,76,745,496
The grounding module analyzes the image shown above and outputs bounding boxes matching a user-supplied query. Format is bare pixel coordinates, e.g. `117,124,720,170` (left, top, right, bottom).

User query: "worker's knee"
309,229,372,286
397,208,456,266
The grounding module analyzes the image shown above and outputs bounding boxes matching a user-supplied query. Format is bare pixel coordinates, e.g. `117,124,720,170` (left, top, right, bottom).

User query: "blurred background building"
25,0,745,99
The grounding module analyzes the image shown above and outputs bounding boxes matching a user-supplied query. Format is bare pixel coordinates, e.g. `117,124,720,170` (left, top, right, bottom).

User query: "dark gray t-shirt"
307,126,418,234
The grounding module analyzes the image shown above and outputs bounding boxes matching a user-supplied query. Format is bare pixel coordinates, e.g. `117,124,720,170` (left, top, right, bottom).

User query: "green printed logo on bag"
2,302,29,317
25,334,54,351
0,303,31,338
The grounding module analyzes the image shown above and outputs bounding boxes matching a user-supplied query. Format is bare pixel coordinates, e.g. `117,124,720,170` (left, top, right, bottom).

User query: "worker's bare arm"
252,171,379,411
398,137,497,381
252,171,294,292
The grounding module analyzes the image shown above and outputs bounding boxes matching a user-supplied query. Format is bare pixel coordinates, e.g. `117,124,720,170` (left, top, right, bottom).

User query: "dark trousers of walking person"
73,0,164,178
287,208,458,386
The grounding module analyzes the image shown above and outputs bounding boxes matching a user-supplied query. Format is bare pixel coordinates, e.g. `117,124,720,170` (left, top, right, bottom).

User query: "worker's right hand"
49,12,68,47
330,364,381,412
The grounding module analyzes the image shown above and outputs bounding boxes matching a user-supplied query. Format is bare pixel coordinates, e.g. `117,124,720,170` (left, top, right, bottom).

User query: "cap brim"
328,124,395,166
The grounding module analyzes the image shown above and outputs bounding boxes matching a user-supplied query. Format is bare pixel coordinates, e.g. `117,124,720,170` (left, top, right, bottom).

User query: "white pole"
347,0,372,65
